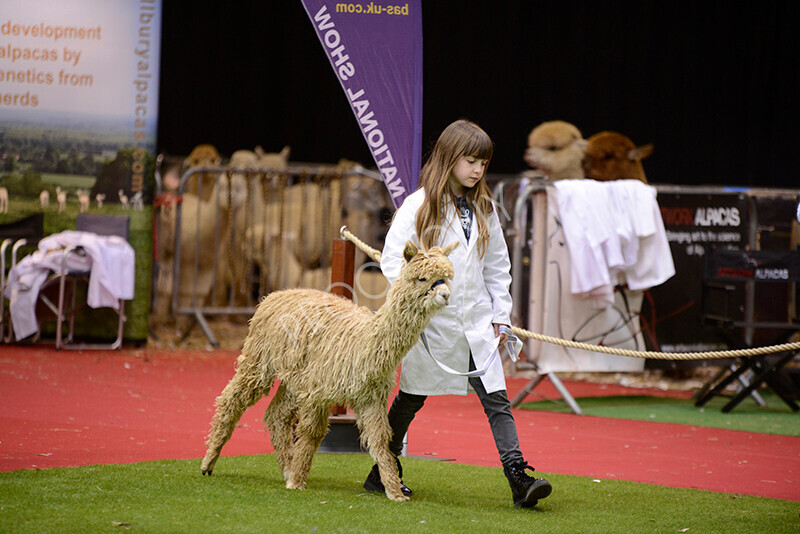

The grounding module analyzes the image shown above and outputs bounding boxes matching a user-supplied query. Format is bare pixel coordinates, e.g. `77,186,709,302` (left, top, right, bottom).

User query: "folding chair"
0,213,44,342
42,214,132,350
695,248,800,412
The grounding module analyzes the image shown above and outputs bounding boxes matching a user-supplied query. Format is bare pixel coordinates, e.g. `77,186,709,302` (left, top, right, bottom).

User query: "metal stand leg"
548,372,583,415
174,311,220,347
695,363,766,407
695,360,749,407
510,374,545,407
722,352,799,413
193,310,219,348
510,372,583,415
736,367,766,407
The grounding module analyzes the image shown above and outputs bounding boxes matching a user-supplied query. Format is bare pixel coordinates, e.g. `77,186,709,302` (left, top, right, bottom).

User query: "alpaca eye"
418,277,428,282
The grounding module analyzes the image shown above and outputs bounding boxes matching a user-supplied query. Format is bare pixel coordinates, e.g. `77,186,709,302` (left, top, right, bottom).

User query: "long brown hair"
415,119,495,257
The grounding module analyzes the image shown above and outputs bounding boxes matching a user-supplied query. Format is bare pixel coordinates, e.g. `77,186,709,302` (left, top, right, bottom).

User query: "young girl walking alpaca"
363,119,552,508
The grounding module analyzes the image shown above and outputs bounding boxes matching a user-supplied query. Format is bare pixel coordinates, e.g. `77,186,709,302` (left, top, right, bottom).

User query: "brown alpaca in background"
201,241,458,501
583,131,653,183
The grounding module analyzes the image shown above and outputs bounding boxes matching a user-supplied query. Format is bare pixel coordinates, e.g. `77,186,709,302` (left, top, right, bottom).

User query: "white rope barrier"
339,226,800,360
340,226,382,263
509,325,800,360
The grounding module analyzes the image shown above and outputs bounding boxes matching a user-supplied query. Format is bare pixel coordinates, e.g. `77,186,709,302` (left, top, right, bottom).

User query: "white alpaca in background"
118,189,129,209
96,193,106,209
0,187,8,213
55,186,67,213
77,189,90,213
131,191,144,211
39,190,50,209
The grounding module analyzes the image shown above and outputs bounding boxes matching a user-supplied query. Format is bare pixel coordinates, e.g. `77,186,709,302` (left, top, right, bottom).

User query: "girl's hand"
493,323,509,345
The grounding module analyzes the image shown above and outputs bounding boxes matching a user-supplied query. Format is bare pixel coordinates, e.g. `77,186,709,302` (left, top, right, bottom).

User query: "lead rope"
419,327,522,377
339,226,800,361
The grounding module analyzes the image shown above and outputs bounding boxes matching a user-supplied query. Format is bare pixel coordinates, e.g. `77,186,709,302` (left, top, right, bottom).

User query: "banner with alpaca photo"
0,0,162,342
300,0,423,208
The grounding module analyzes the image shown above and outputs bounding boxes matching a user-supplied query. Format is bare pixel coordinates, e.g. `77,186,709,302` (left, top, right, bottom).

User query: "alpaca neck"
368,282,431,369
550,162,585,181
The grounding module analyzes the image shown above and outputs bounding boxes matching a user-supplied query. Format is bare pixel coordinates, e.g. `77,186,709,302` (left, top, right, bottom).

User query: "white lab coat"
381,188,513,395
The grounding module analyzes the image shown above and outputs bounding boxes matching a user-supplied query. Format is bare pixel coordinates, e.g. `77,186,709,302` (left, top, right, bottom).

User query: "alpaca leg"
354,402,408,502
263,383,298,481
202,369,269,475
285,403,329,490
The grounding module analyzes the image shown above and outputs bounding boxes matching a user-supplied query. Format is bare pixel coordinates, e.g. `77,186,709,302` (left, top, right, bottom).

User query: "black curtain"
157,1,800,188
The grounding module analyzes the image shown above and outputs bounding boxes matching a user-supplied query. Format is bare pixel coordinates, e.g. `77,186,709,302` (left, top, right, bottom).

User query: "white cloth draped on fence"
552,179,675,306
5,231,135,340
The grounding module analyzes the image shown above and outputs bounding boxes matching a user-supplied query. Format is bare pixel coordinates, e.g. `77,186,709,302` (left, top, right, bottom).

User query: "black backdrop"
157,1,799,189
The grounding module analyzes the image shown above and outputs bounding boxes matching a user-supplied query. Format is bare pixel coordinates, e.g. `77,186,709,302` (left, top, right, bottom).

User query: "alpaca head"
182,144,223,202
183,143,222,170
397,241,458,310
524,120,587,181
583,131,653,183
254,145,290,170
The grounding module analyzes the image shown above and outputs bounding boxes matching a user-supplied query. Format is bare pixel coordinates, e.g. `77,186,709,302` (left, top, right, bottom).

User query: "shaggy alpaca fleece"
201,241,457,501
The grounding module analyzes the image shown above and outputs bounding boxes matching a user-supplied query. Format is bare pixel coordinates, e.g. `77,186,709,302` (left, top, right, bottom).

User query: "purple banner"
300,1,423,208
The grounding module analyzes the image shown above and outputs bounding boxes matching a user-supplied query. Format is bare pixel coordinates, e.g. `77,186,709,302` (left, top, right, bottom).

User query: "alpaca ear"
629,143,654,162
442,241,460,256
403,241,419,263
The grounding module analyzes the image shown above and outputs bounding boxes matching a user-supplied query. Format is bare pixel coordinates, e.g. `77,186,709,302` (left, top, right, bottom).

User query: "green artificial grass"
0,454,797,533
519,391,800,437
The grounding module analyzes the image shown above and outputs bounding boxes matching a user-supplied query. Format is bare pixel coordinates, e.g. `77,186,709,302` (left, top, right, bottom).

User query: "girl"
363,119,552,508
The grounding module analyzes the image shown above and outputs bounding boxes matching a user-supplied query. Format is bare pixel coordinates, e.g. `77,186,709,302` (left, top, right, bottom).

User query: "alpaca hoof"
201,454,218,475
286,481,305,490
385,484,410,502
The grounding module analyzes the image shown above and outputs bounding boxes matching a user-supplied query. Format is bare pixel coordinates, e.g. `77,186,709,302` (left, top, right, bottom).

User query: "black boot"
363,457,413,497
503,461,552,508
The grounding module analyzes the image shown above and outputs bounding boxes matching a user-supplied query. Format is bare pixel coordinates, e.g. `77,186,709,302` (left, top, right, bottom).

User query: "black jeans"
387,356,525,466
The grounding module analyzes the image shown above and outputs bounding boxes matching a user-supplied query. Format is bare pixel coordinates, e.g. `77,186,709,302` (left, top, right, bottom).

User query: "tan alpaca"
523,120,587,181
217,146,291,304
201,241,458,501
182,144,222,202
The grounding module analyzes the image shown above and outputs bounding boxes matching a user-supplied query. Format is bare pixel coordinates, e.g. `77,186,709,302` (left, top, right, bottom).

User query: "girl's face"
449,155,488,195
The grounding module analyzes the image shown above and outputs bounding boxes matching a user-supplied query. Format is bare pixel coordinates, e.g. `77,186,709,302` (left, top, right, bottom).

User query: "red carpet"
1,346,798,502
